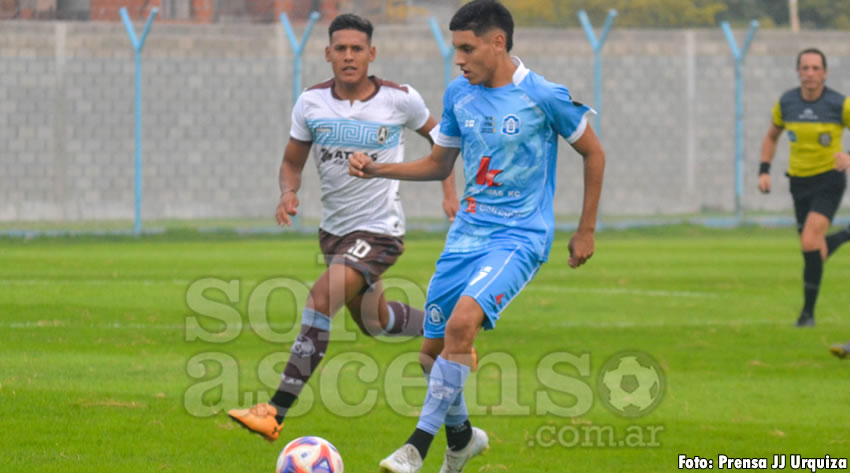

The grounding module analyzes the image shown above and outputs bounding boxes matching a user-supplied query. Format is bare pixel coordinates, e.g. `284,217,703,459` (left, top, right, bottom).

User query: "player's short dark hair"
328,13,373,42
449,0,514,52
797,48,827,70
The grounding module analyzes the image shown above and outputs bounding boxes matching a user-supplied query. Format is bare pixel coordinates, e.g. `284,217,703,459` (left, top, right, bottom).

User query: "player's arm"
758,124,783,194
276,138,311,226
568,124,605,269
760,101,785,194
837,97,850,172
416,117,459,221
349,145,460,182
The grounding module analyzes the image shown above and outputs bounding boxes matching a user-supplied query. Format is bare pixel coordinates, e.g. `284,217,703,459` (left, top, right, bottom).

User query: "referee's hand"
757,174,771,194
835,152,850,172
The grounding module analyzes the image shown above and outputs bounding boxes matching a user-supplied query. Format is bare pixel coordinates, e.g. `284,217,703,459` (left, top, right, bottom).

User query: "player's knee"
306,290,331,316
800,231,824,252
444,318,477,350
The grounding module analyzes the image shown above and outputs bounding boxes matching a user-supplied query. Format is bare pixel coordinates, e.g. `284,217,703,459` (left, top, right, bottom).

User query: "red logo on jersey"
466,197,477,213
475,157,502,187
495,294,504,305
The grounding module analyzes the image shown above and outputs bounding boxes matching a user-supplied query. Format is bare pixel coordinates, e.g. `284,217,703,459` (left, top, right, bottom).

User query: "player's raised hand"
835,152,850,172
276,191,299,226
757,174,771,194
349,152,374,178
568,230,595,269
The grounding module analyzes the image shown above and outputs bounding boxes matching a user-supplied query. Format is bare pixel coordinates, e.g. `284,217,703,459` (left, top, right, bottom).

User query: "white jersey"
290,77,430,237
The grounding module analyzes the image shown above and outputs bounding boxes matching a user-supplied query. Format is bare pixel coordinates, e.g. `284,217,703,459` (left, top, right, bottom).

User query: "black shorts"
788,169,846,233
318,229,404,287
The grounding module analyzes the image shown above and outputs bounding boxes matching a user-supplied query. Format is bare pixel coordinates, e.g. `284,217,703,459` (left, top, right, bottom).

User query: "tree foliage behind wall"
497,0,850,29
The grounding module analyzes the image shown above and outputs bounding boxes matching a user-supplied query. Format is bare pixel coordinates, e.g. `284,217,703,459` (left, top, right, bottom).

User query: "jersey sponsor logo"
427,303,445,325
501,114,521,135
819,132,832,147
464,119,476,128
481,116,496,134
475,157,502,187
319,148,378,165
799,108,819,120
476,203,522,218
465,196,477,214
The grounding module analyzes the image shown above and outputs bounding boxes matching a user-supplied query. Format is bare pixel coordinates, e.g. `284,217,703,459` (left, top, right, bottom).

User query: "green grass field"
2,226,849,472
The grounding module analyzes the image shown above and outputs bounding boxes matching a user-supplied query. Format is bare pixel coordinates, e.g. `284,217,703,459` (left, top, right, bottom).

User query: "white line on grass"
0,279,192,286
0,279,716,299
530,285,719,298
4,318,847,330
0,321,298,331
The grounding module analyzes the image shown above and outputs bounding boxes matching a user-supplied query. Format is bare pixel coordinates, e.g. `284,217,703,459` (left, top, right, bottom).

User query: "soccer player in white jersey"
350,1,605,472
227,13,459,443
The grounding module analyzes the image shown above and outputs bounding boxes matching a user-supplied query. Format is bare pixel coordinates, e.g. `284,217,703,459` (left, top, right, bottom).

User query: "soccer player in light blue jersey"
350,1,605,472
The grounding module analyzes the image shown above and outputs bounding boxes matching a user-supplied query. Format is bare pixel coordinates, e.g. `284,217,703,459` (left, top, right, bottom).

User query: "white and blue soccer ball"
276,436,344,473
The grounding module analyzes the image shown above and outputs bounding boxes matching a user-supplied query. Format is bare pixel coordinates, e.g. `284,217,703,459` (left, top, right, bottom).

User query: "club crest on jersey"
377,126,389,144
501,114,521,135
819,132,832,147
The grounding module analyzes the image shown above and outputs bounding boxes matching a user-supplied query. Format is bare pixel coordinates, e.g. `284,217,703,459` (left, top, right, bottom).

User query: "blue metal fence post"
429,17,454,91
721,20,759,222
120,6,158,236
281,11,321,105
578,9,617,138
280,11,319,231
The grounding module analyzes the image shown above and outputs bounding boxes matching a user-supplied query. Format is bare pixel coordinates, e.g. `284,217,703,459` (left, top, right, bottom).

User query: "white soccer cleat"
379,444,423,473
439,427,489,473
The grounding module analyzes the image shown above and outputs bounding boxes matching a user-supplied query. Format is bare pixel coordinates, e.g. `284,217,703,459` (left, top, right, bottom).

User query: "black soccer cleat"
795,311,815,327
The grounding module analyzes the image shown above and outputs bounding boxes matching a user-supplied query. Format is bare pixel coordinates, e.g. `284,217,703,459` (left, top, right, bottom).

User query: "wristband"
759,162,771,175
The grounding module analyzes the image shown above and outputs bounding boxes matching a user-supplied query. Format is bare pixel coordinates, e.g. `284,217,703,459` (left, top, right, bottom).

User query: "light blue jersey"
434,57,593,262
423,57,593,339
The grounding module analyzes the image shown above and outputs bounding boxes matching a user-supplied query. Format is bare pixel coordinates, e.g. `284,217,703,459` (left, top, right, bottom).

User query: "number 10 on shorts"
346,239,372,260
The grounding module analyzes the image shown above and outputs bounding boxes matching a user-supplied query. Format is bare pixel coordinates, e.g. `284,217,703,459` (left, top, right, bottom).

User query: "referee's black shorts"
789,169,846,233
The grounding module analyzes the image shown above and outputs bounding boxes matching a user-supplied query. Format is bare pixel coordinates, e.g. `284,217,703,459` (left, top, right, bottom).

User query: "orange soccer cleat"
227,403,283,442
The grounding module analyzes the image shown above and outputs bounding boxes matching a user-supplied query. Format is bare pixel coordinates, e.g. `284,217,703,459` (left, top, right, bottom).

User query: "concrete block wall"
3,21,850,224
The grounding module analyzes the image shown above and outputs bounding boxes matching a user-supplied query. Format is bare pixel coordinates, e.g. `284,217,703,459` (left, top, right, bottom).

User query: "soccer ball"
276,436,344,473
598,352,664,418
